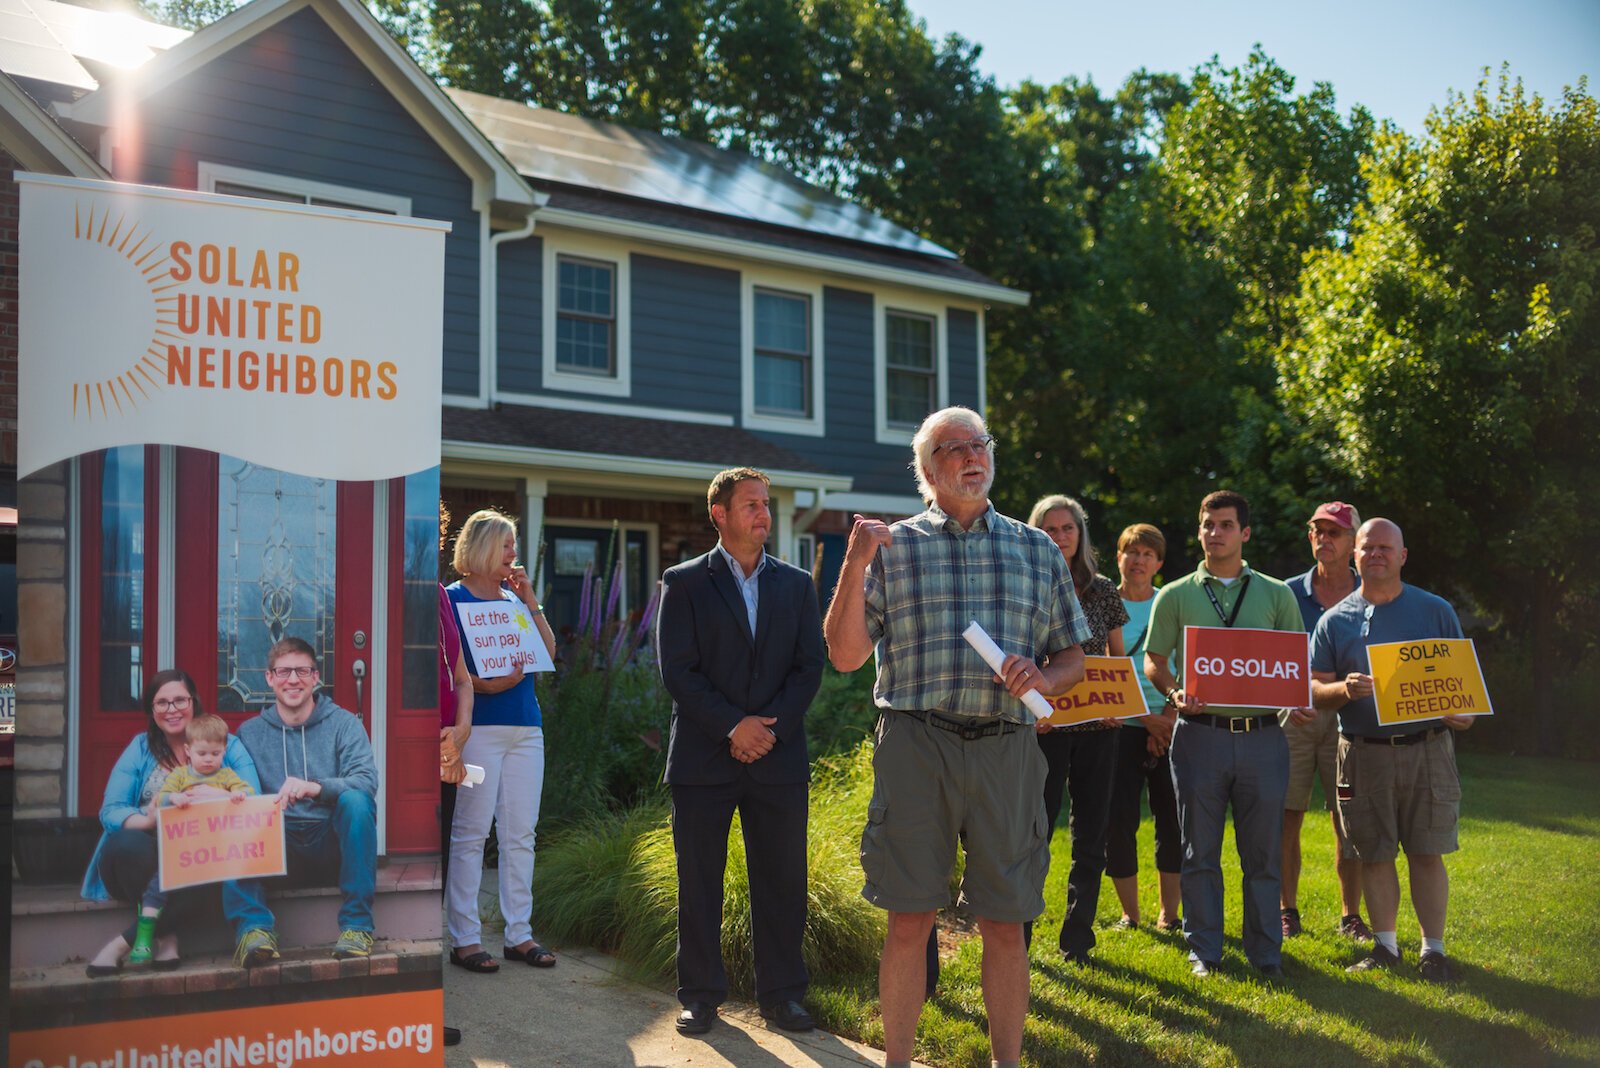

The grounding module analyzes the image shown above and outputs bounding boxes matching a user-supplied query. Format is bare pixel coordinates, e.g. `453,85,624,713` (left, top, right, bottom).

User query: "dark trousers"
1105,726,1182,879
440,780,458,886
1030,728,1118,955
671,777,808,1008
98,827,212,945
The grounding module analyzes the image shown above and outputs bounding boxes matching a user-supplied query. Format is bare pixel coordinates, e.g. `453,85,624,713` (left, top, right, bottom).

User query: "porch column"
772,486,796,564
522,475,548,595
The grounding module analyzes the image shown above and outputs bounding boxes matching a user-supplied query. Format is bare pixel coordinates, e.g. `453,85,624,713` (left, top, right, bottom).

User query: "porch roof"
442,404,853,491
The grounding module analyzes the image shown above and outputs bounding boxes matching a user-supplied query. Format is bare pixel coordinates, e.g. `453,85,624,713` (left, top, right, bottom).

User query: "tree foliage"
1281,73,1600,751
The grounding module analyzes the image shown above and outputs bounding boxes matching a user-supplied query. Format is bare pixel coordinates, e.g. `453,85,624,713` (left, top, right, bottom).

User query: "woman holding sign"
444,510,559,973
1029,495,1128,965
81,669,262,977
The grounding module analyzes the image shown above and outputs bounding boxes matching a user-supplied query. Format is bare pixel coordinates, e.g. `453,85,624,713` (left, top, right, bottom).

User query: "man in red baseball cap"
1279,501,1370,942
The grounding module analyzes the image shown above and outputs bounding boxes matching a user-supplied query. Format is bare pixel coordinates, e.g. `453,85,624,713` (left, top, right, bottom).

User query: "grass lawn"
810,751,1600,1067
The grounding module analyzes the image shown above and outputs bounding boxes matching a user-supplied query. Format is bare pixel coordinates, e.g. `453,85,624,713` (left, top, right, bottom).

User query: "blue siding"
628,253,739,415
948,308,979,410
496,235,542,392
125,7,483,395
750,286,918,498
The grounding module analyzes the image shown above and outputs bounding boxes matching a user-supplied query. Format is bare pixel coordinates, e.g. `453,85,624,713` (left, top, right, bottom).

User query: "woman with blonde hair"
1028,494,1128,965
443,509,558,973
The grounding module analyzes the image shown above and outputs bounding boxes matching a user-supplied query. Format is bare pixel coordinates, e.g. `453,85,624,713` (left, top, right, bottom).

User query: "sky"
907,0,1599,134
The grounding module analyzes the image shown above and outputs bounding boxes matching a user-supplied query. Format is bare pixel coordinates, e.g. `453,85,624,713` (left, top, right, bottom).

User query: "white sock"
1422,937,1445,955
1376,931,1399,954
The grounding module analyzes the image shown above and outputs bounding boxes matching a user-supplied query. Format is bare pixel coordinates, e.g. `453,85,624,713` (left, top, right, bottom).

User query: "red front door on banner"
1183,626,1311,709
77,448,438,855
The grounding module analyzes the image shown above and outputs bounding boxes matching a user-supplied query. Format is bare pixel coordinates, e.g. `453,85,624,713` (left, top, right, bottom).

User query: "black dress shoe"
1191,958,1221,977
759,999,815,1032
443,1026,461,1046
676,1002,716,1035
1258,963,1285,978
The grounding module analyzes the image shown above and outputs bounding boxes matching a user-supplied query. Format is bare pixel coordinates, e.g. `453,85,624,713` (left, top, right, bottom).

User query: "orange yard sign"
1043,656,1149,726
1368,638,1493,726
1183,626,1311,709
157,793,287,891
11,990,444,1068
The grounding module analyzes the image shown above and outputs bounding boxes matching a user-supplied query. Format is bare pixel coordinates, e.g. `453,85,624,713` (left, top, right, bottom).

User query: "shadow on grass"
1024,939,1578,1068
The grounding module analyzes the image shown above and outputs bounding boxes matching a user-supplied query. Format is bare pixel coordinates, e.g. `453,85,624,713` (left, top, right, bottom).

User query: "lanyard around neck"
1202,573,1251,628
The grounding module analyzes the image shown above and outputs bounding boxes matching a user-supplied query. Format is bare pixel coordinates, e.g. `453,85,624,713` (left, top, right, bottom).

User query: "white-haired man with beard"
825,406,1090,1068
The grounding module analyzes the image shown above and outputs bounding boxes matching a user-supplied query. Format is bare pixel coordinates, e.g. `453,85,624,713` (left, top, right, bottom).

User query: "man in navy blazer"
657,467,825,1036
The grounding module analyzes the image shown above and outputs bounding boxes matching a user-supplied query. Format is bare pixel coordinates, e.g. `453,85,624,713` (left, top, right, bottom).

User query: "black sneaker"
1418,950,1458,983
1347,944,1403,973
1280,907,1303,938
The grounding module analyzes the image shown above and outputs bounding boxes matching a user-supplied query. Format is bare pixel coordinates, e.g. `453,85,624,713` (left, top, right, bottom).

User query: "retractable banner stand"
12,174,449,1066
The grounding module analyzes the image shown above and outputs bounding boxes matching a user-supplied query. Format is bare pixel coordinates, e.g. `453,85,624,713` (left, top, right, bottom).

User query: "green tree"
1281,73,1600,753
991,50,1371,569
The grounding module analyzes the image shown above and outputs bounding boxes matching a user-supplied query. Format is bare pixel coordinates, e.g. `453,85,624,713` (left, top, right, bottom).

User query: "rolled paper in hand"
462,763,486,788
961,620,1055,722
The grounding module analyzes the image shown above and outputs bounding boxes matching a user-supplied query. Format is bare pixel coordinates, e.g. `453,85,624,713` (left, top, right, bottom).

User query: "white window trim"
542,233,632,398
197,162,412,216
740,267,825,436
874,295,949,446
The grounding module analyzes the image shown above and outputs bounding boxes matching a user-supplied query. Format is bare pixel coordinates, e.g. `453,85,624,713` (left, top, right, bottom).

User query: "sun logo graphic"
66,198,174,419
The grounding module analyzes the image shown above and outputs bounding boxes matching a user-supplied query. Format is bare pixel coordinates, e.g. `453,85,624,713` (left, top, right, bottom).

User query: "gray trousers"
1169,717,1289,967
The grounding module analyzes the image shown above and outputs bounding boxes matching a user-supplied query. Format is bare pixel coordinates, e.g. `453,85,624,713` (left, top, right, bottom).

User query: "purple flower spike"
604,558,624,623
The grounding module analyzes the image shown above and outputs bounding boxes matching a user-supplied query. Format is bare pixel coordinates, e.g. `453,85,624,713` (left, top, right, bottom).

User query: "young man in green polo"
1144,490,1309,978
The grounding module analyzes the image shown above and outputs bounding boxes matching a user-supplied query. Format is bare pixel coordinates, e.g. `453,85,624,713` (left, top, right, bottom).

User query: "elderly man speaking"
825,406,1089,1068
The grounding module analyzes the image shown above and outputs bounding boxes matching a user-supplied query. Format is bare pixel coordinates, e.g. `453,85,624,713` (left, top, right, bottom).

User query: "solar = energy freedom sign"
1367,638,1494,726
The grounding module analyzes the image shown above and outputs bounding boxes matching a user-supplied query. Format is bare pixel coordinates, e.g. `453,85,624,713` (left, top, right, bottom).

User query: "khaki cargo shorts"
1280,705,1340,811
1335,728,1461,862
860,710,1050,923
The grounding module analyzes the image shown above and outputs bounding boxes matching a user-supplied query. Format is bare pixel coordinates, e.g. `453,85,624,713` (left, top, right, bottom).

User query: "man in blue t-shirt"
1280,501,1368,944
1310,518,1474,983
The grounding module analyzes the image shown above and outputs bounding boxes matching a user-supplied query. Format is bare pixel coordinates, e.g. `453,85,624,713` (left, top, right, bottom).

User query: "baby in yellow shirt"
129,713,253,965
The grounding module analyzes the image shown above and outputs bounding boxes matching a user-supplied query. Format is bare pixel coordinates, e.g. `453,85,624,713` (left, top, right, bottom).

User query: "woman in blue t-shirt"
444,509,558,973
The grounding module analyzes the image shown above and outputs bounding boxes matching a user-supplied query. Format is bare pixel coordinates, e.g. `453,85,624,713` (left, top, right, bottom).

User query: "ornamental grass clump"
532,740,887,999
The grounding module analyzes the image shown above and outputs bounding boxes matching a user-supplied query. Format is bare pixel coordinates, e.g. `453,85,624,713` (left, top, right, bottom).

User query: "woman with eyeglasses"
444,509,559,974
1028,494,1128,965
81,668,262,977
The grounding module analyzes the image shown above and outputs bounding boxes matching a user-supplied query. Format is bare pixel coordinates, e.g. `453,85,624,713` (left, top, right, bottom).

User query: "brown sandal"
449,948,500,973
504,942,556,967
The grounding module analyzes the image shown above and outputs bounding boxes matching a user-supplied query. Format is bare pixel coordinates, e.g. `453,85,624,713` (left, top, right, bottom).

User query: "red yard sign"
1183,626,1311,710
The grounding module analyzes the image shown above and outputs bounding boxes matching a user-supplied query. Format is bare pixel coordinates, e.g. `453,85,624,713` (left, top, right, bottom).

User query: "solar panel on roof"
448,88,956,260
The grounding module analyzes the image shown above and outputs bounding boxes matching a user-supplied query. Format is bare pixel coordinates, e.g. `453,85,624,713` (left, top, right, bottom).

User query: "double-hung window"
753,288,811,416
555,255,617,377
885,309,937,428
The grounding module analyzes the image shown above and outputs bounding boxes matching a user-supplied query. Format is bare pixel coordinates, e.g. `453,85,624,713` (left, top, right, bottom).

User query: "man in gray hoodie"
225,637,379,966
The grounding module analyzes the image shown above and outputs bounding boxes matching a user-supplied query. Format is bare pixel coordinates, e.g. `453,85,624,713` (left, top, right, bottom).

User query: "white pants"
447,724,545,948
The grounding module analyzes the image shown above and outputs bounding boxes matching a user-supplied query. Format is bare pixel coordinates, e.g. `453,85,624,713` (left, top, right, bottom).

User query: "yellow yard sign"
1367,638,1493,726
1043,656,1149,727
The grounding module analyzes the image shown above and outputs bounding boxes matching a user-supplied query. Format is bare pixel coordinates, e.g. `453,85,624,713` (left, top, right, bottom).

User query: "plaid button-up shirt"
863,503,1090,721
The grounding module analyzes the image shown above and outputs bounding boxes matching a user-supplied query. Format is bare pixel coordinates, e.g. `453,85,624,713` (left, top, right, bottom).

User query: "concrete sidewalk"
443,942,929,1067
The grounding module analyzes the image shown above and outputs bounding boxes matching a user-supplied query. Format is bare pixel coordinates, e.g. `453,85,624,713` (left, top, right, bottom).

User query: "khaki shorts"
1335,728,1461,862
1280,706,1339,811
860,710,1050,923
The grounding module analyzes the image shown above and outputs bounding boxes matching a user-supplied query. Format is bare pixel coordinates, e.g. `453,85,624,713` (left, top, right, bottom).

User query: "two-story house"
1,0,1025,872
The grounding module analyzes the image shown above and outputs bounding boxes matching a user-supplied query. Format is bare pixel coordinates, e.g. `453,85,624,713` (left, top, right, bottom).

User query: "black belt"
900,709,1020,740
1181,712,1280,734
1342,725,1447,747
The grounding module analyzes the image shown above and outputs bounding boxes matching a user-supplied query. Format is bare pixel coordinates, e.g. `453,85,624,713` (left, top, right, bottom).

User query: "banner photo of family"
11,174,449,1065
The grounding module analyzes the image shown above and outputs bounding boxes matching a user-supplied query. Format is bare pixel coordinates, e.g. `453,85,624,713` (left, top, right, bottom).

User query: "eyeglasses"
1361,603,1375,639
933,435,995,458
153,696,192,712
270,666,317,680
